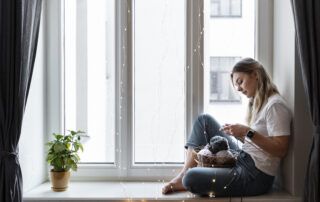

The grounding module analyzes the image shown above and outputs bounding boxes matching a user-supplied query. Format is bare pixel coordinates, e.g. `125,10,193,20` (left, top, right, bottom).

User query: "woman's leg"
182,166,239,196
185,114,239,150
162,147,196,194
182,151,275,197
162,114,238,194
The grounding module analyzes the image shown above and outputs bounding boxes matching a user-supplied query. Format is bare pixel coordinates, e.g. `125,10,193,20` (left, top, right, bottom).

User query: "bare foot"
162,176,187,194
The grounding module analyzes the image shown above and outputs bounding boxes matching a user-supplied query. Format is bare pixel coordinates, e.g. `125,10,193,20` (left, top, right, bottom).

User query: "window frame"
46,0,273,180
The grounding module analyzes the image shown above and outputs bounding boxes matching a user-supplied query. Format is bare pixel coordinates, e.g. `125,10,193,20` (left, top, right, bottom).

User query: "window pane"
211,0,219,16
211,0,242,17
220,0,230,16
64,0,115,163
204,0,255,125
210,57,241,102
134,0,185,163
231,0,241,16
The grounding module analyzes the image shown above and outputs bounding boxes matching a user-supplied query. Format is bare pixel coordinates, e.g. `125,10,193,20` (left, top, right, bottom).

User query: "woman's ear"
252,70,259,80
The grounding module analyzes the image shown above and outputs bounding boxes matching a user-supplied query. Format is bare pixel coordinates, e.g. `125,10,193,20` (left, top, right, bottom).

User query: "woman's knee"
196,113,212,121
182,169,196,189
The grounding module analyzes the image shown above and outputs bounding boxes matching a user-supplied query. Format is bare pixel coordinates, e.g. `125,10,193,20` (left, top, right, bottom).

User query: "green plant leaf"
56,134,63,140
46,153,54,162
53,142,65,153
71,155,78,163
71,164,78,171
79,144,84,152
45,142,53,146
47,130,86,172
75,154,80,161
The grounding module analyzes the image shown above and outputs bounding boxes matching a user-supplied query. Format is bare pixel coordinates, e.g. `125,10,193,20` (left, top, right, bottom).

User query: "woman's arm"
220,124,290,158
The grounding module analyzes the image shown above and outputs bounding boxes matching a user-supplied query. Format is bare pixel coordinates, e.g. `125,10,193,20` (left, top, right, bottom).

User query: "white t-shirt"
242,94,292,176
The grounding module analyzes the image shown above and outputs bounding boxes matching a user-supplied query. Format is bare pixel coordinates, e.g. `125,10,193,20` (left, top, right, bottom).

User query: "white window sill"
24,181,300,202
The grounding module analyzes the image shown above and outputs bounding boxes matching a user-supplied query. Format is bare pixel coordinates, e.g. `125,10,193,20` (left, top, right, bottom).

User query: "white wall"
273,0,312,196
19,2,47,193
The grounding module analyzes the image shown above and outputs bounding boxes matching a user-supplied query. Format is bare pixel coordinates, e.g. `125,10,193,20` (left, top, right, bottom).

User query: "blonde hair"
230,58,279,125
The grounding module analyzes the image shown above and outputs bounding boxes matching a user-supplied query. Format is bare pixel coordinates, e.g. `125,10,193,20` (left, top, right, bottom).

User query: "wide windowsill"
24,181,300,202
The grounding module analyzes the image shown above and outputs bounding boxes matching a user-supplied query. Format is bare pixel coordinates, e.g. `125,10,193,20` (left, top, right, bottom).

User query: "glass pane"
211,0,242,17
231,0,241,16
204,0,255,125
220,0,230,16
211,0,219,16
64,0,115,163
134,0,185,163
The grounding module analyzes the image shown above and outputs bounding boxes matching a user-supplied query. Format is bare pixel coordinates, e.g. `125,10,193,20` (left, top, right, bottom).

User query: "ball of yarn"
215,150,234,164
198,147,213,156
209,136,229,154
216,150,233,157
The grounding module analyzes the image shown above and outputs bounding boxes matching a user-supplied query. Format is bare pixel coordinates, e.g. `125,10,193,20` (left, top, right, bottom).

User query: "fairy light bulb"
212,178,216,183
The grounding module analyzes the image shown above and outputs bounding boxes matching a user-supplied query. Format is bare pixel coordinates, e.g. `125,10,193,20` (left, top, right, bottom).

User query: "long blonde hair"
230,58,279,125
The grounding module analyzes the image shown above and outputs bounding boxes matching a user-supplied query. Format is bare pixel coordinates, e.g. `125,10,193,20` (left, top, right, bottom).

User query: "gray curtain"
291,0,320,202
0,0,42,201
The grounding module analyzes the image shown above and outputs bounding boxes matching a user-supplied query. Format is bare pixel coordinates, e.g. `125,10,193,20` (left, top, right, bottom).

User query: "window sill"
24,181,300,202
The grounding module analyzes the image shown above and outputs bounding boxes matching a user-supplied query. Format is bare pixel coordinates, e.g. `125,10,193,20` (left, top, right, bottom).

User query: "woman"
162,58,291,197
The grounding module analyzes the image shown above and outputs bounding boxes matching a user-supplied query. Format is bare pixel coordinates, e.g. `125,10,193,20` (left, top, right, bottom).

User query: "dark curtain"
0,0,42,201
291,0,320,201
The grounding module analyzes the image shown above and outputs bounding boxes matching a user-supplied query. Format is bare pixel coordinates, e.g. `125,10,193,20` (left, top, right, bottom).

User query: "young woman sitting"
162,58,291,197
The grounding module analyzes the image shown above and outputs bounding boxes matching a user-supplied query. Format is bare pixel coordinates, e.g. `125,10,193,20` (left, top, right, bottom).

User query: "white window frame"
46,0,273,180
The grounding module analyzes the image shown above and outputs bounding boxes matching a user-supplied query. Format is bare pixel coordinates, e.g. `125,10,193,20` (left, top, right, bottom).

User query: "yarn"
209,136,229,154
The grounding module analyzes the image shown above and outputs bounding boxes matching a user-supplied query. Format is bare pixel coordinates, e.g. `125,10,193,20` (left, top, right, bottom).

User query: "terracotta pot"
50,170,71,192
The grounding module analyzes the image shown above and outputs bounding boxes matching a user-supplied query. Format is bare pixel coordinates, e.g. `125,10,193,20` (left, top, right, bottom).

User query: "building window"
52,0,268,179
211,0,242,18
210,57,241,103
63,0,186,178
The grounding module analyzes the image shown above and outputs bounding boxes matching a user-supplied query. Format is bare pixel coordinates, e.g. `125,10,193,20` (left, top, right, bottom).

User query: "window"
47,0,272,179
211,0,242,18
210,57,241,103
204,0,254,125
63,0,186,179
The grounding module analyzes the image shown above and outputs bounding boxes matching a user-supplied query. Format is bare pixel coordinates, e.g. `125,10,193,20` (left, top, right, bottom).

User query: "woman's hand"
220,124,290,158
219,124,250,139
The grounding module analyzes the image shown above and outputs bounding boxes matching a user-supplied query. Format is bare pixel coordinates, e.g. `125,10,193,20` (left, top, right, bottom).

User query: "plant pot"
50,170,71,192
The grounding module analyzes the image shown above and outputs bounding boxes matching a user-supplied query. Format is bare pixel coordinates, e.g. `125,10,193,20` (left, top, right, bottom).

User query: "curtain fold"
291,0,320,201
0,0,42,201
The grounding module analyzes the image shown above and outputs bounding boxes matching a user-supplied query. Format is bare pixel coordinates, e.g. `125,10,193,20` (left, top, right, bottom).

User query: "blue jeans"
182,114,274,197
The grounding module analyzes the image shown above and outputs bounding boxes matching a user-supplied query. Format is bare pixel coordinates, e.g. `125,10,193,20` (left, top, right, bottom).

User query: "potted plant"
45,130,84,191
